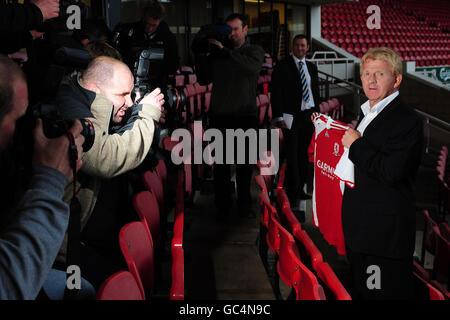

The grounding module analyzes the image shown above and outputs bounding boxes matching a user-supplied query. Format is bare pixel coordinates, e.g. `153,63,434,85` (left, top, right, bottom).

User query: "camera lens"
79,119,95,152
165,87,186,111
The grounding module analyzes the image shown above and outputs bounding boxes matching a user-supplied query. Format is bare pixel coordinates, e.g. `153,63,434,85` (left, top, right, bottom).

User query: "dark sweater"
0,166,69,300
196,40,265,117
0,3,43,33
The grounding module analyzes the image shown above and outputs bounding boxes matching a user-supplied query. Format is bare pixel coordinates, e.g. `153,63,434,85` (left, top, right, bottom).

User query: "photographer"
0,0,59,55
0,0,59,33
115,1,179,91
54,56,164,287
195,14,264,218
0,54,85,299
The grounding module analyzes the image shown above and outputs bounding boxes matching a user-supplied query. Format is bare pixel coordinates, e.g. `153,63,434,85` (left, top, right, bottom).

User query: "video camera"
192,24,232,55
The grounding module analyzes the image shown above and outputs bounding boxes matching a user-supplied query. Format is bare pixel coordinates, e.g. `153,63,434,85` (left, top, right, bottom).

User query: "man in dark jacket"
270,34,321,205
0,0,59,55
195,13,265,217
115,1,179,91
341,47,423,300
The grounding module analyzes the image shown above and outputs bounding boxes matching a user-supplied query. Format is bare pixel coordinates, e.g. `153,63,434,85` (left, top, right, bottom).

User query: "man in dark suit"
341,47,423,300
270,34,321,205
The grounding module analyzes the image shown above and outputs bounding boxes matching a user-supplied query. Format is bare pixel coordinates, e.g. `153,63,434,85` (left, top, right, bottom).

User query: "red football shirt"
309,113,348,255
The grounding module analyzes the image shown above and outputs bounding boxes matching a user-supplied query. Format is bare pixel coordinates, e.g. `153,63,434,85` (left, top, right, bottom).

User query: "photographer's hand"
139,88,165,112
32,119,85,182
208,39,224,50
31,0,60,21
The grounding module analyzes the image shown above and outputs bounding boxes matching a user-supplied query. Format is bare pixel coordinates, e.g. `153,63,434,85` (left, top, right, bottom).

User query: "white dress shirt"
357,90,399,135
334,90,400,188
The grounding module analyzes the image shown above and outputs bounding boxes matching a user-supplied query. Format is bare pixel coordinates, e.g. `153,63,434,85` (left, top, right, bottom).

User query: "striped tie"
299,61,310,103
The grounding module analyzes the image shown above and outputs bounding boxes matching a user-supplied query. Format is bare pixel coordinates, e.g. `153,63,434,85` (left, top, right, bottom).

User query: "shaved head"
80,56,135,124
82,56,131,89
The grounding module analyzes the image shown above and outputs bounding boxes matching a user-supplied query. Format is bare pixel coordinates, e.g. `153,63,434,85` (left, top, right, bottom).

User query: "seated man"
54,56,164,287
0,54,86,299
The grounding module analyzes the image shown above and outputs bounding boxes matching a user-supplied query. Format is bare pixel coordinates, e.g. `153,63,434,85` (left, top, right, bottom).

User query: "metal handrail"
317,70,362,90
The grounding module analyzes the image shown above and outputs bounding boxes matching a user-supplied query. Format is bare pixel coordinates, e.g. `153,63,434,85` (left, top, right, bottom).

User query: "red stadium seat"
170,246,184,300
119,220,154,298
421,210,440,264
142,170,165,216
133,190,161,248
293,228,324,271
155,159,167,190
255,175,268,194
97,271,145,300
276,161,287,193
315,261,351,300
276,219,326,300
413,272,445,300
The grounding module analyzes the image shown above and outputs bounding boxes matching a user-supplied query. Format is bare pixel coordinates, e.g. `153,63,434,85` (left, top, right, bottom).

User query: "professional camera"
31,103,95,153
191,24,232,55
132,47,186,113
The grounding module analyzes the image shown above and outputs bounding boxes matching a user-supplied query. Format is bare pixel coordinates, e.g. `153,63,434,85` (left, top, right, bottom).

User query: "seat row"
96,160,186,300
419,209,449,298
255,162,352,300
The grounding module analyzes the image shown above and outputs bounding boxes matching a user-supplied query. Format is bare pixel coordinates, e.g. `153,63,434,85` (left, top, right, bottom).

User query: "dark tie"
299,61,310,103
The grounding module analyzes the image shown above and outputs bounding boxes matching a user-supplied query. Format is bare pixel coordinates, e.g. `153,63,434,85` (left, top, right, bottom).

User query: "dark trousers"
283,110,315,202
209,115,258,213
346,246,414,300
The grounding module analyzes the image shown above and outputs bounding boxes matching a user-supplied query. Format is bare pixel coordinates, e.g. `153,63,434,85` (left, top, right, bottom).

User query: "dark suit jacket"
270,57,321,119
342,96,424,259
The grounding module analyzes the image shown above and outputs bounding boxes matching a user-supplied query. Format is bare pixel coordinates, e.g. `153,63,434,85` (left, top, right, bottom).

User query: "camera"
32,103,95,153
132,47,186,112
192,24,232,55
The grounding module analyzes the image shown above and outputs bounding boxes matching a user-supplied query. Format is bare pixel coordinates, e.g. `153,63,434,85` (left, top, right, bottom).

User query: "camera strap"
63,131,81,300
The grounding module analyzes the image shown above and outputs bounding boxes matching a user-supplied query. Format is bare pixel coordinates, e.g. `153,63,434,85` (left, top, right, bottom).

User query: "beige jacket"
56,94,161,264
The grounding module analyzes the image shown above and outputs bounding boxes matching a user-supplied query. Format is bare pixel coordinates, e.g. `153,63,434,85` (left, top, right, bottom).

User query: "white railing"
309,51,357,82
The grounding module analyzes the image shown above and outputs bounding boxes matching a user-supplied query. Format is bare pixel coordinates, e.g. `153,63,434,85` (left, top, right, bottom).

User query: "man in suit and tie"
341,47,423,299
271,34,321,205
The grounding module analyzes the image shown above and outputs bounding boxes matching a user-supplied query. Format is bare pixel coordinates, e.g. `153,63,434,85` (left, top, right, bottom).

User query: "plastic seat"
277,221,326,300
319,101,330,114
293,228,324,271
175,74,185,87
255,175,268,194
257,94,270,126
315,261,351,300
413,272,445,300
421,210,440,264
119,220,154,298
193,82,207,115
433,230,450,287
276,161,287,193
155,159,167,190
170,246,184,300
170,169,185,300
183,84,197,121
96,271,145,300
188,73,197,84
133,190,161,247
142,170,165,216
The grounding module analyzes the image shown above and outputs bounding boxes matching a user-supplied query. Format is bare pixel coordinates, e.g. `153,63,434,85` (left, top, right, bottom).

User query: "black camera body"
133,47,186,113
32,103,95,153
192,24,232,55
